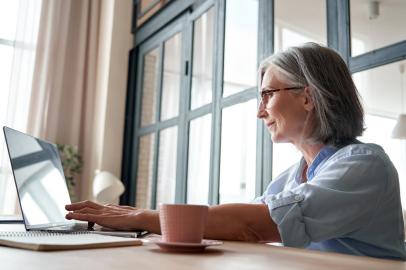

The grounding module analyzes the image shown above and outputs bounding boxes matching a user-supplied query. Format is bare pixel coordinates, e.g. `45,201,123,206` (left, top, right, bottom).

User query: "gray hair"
259,42,364,146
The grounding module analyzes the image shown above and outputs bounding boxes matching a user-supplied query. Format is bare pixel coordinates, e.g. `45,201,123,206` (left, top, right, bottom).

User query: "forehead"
261,67,285,90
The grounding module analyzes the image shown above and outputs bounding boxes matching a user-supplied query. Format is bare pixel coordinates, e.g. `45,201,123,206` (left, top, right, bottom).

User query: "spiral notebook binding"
0,231,91,237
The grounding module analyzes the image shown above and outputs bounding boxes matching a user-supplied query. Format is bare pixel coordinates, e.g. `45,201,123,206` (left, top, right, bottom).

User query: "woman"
66,43,406,259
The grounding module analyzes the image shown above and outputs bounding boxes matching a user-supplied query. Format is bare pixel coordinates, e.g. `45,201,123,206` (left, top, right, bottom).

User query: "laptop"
3,126,144,237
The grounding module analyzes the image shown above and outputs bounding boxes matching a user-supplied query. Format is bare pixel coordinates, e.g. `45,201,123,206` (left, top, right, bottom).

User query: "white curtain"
27,0,103,201
0,0,42,215
26,0,132,201
0,0,132,213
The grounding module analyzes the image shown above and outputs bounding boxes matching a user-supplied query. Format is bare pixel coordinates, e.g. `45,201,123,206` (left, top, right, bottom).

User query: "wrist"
138,209,160,234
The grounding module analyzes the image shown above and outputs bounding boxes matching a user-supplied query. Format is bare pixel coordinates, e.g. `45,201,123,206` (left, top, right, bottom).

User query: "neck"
295,142,325,165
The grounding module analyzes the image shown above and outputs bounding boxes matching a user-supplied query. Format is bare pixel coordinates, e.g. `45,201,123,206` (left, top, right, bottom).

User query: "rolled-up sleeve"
264,152,388,248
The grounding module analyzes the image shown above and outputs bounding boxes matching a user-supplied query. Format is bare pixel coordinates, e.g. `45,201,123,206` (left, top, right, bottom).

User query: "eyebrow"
260,86,276,92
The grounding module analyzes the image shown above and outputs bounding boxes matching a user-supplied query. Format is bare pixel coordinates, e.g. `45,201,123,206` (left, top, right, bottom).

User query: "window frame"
121,0,406,206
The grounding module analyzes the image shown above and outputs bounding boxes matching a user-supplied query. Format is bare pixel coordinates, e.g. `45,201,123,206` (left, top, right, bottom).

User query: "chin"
270,133,290,144
270,134,282,143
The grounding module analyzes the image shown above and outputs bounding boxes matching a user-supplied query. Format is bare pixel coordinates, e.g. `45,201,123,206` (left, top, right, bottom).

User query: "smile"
266,121,275,128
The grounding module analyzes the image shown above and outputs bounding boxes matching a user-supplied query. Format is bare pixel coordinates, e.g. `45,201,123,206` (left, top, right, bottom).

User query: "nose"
257,101,268,119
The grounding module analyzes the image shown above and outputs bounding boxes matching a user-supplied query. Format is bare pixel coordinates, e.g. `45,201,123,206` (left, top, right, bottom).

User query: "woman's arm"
65,201,280,242
205,203,280,242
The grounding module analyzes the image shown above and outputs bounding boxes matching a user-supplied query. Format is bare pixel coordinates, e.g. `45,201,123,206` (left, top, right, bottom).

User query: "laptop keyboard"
43,223,91,232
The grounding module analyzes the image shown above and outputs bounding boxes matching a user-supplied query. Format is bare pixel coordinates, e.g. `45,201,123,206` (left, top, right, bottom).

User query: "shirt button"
294,195,302,201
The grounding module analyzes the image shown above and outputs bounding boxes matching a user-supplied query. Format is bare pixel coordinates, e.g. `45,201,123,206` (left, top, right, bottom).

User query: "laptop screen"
3,127,74,229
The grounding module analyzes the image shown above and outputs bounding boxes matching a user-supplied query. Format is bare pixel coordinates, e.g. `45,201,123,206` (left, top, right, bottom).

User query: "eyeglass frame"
259,86,304,106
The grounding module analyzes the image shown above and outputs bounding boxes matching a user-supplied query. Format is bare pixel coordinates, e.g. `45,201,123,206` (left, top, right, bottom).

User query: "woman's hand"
65,201,160,232
65,201,279,241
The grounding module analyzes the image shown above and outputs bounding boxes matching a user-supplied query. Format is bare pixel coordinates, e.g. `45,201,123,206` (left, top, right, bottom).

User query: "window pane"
156,126,178,204
223,0,258,97
135,133,155,209
0,45,14,125
140,48,159,127
272,143,302,179
191,8,214,109
219,99,257,203
160,33,181,121
0,1,18,40
351,1,406,56
353,61,406,117
354,60,406,209
274,0,326,52
187,114,211,204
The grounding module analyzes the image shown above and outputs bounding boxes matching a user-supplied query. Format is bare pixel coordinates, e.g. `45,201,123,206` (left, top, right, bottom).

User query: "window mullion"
257,0,274,194
208,0,225,205
0,38,15,47
149,44,164,209
174,17,193,204
337,0,351,64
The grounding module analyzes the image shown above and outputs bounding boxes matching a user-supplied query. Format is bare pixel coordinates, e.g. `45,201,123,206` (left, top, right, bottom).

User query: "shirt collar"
295,145,338,183
307,145,338,181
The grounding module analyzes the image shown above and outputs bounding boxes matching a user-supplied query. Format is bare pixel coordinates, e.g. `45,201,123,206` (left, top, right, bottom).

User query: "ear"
302,87,315,112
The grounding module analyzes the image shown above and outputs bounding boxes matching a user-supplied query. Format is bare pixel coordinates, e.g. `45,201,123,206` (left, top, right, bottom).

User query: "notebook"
1,126,143,250
0,231,142,251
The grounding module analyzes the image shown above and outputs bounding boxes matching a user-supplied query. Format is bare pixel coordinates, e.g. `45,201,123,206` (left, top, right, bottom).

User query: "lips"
266,121,275,128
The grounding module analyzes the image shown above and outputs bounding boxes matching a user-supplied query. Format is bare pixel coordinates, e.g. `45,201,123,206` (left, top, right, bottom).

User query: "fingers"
65,205,103,222
65,211,131,230
66,207,105,221
66,205,143,230
67,207,123,221
65,200,103,211
75,207,103,214
65,212,100,223
65,202,143,230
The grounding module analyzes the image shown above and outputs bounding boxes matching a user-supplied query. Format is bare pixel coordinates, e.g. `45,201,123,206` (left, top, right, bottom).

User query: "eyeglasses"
259,86,303,106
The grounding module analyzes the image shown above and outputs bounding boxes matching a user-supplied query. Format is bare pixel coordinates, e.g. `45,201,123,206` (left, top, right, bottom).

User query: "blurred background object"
93,171,125,205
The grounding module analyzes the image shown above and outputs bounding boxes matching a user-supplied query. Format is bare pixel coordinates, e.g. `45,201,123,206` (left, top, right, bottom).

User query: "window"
125,0,406,210
190,7,214,109
219,99,257,203
130,0,261,208
134,6,188,208
223,0,258,97
186,7,215,204
0,1,19,124
187,114,211,204
0,0,42,214
350,0,406,56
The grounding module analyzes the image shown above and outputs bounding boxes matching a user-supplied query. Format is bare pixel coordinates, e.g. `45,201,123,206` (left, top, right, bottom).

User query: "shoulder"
331,142,390,165
322,142,397,184
310,143,397,193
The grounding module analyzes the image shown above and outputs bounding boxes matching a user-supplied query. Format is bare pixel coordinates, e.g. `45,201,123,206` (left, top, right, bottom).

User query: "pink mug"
159,204,209,243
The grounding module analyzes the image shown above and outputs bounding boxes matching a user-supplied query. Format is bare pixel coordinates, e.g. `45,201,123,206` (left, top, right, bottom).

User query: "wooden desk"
1,239,405,270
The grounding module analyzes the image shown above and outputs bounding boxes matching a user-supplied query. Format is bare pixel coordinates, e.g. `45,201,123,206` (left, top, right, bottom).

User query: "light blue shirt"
254,142,406,260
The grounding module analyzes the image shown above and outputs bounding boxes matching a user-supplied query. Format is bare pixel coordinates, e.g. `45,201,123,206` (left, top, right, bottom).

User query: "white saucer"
155,239,223,252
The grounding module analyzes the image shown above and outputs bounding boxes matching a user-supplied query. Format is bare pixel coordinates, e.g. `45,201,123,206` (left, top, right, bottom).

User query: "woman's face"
257,67,312,145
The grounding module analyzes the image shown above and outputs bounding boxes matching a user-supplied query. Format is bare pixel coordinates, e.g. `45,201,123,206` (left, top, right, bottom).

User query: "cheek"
270,103,306,132
267,100,288,123
266,99,282,116
284,110,308,135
